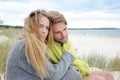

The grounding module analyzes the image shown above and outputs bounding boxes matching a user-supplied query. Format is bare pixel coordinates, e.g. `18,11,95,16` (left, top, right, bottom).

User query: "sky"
0,0,120,28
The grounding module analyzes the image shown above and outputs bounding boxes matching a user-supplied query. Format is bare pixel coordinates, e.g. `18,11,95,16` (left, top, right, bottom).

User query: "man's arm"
66,40,90,77
46,52,75,80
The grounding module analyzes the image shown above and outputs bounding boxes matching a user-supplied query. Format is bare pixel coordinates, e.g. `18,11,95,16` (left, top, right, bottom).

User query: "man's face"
52,22,68,44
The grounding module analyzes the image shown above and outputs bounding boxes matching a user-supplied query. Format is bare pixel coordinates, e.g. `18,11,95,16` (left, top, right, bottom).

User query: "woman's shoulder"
15,39,25,46
13,39,25,50
9,39,25,57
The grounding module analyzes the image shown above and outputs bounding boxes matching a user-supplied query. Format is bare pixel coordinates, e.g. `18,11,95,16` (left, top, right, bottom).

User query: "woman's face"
39,16,50,41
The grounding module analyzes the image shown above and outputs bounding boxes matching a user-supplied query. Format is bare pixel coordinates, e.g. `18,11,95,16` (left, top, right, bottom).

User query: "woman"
6,9,82,80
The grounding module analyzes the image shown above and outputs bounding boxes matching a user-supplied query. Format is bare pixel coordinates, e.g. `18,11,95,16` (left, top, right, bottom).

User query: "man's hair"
47,11,67,25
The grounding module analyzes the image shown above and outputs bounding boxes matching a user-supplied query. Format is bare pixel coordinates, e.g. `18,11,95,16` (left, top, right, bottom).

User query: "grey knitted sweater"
6,39,82,80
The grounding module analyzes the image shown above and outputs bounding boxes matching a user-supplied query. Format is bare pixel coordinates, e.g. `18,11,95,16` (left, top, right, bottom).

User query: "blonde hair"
47,10,67,25
47,10,67,46
23,9,53,79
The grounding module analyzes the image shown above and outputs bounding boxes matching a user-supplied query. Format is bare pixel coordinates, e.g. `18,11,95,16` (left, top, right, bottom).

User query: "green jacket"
48,40,90,77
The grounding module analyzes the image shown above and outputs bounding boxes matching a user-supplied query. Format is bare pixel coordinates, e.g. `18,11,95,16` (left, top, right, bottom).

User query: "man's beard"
55,36,68,46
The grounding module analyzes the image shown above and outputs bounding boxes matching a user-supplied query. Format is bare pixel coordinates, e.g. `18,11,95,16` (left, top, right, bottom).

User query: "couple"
6,9,114,80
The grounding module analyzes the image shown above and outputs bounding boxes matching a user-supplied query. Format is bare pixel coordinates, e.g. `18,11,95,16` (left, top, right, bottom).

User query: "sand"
69,35,120,59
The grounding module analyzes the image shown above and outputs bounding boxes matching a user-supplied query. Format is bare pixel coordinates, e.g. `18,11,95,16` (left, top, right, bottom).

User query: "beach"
69,35,120,60
0,28,120,80
69,34,120,80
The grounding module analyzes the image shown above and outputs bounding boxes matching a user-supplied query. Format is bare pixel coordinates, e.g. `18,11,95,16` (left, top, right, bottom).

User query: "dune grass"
82,51,107,70
106,53,120,71
0,27,22,74
82,51,120,71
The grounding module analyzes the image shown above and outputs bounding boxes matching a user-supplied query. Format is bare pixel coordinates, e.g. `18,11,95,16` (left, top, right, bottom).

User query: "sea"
68,28,120,60
68,28,120,37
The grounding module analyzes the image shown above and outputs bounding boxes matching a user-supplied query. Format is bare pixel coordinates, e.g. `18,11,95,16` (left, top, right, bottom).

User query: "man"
47,11,114,80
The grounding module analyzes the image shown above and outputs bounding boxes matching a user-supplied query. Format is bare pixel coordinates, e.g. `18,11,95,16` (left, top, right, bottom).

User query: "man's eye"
64,28,67,31
54,32,60,34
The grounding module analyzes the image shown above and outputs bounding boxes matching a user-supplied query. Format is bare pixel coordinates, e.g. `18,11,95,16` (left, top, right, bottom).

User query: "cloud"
68,19,120,28
0,0,59,25
0,0,120,28
64,10,120,20
65,11,120,28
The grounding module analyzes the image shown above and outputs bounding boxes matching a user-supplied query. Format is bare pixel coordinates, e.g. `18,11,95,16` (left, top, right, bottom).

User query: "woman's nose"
42,28,47,33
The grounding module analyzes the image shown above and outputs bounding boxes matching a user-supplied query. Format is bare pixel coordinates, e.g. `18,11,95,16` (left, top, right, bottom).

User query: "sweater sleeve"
46,52,75,80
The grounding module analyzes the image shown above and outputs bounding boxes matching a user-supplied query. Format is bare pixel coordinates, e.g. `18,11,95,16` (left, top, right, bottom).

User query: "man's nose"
61,32,65,37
